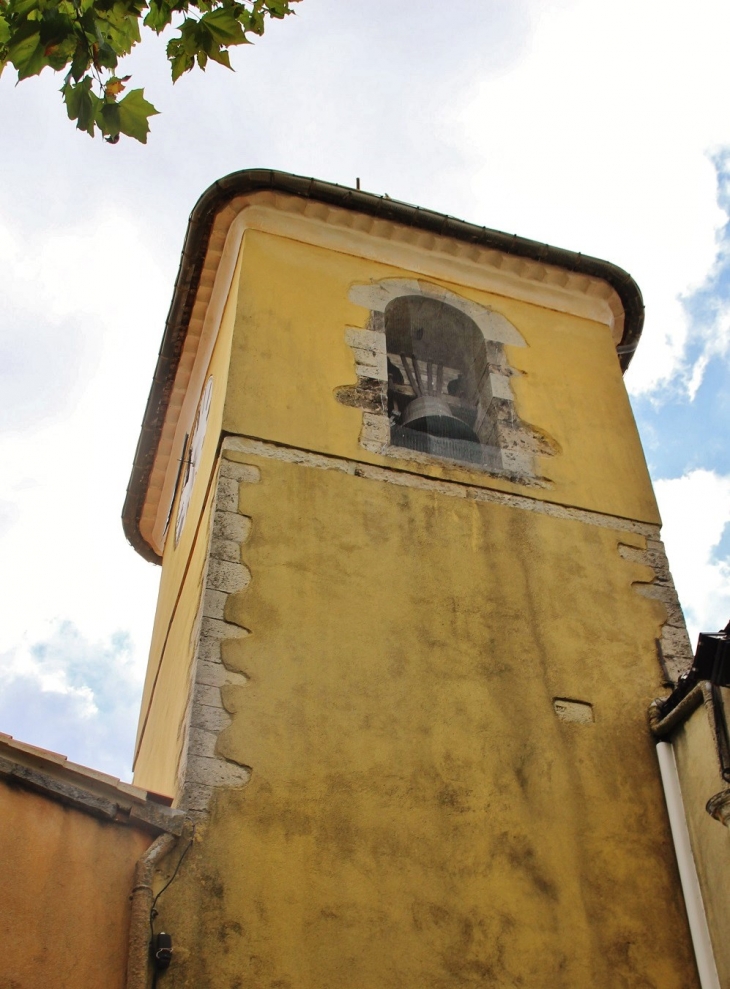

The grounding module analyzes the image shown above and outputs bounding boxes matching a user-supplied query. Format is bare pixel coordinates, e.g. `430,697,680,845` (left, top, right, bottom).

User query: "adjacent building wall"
672,703,730,987
0,780,151,989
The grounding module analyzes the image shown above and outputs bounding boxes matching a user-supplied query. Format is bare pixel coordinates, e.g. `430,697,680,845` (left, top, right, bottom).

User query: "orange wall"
0,781,151,989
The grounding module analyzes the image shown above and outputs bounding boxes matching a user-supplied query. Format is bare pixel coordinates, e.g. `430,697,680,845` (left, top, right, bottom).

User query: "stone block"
361,413,389,449
213,510,250,543
216,475,240,512
203,589,227,620
345,327,383,351
189,704,230,733
196,659,247,689
501,449,532,475
181,781,215,812
661,623,694,667
186,727,218,759
198,637,222,663
201,617,244,640
485,371,513,402
554,698,594,724
485,339,507,368
185,754,250,788
207,559,250,595
220,460,260,484
211,537,242,563
193,682,224,710
355,355,388,381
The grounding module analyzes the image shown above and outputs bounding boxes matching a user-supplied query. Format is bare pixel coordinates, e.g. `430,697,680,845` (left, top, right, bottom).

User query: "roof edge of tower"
122,168,645,563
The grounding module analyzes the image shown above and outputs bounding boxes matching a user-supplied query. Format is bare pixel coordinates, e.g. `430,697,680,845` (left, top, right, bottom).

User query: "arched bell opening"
385,295,490,464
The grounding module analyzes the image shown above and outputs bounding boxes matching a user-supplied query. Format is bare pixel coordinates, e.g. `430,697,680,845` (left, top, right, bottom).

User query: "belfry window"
340,278,548,479
386,295,489,465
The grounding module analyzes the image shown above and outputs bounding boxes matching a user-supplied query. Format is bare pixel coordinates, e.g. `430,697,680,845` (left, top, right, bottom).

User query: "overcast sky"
1,0,729,781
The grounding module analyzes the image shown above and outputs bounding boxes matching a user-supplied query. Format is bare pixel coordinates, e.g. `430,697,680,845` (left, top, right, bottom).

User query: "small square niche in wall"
553,698,594,724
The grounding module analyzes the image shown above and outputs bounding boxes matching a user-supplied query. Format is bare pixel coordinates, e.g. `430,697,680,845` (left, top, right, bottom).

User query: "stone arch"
349,278,526,349
337,278,554,482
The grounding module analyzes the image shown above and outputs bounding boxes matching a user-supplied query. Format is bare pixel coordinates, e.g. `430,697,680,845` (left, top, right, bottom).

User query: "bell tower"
124,170,701,988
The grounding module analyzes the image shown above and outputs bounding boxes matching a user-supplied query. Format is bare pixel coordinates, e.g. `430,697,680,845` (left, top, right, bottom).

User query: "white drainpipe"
655,741,721,989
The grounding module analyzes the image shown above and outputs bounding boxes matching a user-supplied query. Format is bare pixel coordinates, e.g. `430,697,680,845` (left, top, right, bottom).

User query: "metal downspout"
126,832,178,989
655,741,721,989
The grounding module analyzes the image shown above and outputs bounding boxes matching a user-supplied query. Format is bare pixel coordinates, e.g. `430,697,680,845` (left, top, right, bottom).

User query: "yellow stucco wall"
224,230,659,524
135,224,661,799
0,780,150,989
673,706,730,987
133,253,243,795
133,475,217,795
154,450,695,987
131,222,700,986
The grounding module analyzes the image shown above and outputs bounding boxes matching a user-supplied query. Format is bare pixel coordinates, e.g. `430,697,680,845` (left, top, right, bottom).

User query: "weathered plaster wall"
154,446,697,989
672,706,730,987
0,780,150,989
136,225,697,987
223,229,659,525
133,475,218,796
133,253,243,794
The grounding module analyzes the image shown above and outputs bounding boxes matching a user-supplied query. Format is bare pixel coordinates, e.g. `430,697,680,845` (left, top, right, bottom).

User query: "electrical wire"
149,829,194,986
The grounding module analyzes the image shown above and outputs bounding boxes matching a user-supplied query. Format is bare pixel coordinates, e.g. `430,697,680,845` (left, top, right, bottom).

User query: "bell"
402,395,479,443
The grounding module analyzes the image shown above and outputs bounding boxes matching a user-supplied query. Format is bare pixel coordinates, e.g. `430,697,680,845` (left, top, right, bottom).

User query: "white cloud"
0,621,143,780
454,0,730,395
0,205,163,693
655,470,730,648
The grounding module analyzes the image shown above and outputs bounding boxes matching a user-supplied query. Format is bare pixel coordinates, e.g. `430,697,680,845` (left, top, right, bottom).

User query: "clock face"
175,375,214,546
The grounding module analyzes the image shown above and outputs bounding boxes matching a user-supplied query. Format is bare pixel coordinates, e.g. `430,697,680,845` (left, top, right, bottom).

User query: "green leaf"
61,75,100,135
10,0,42,18
173,16,201,55
206,43,230,68
246,4,265,35
44,37,76,70
4,0,302,142
265,0,294,16
143,0,171,32
69,40,91,80
98,1,141,54
95,39,118,69
199,7,245,46
8,29,45,78
167,34,194,79
116,86,157,142
61,75,86,114
170,50,192,79
98,98,120,136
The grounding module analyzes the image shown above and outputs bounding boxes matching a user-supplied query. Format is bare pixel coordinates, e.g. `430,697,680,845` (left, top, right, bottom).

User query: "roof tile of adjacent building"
0,732,184,834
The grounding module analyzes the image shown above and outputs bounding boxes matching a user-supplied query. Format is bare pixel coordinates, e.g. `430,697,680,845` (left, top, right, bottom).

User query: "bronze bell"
397,353,480,444
401,395,479,443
